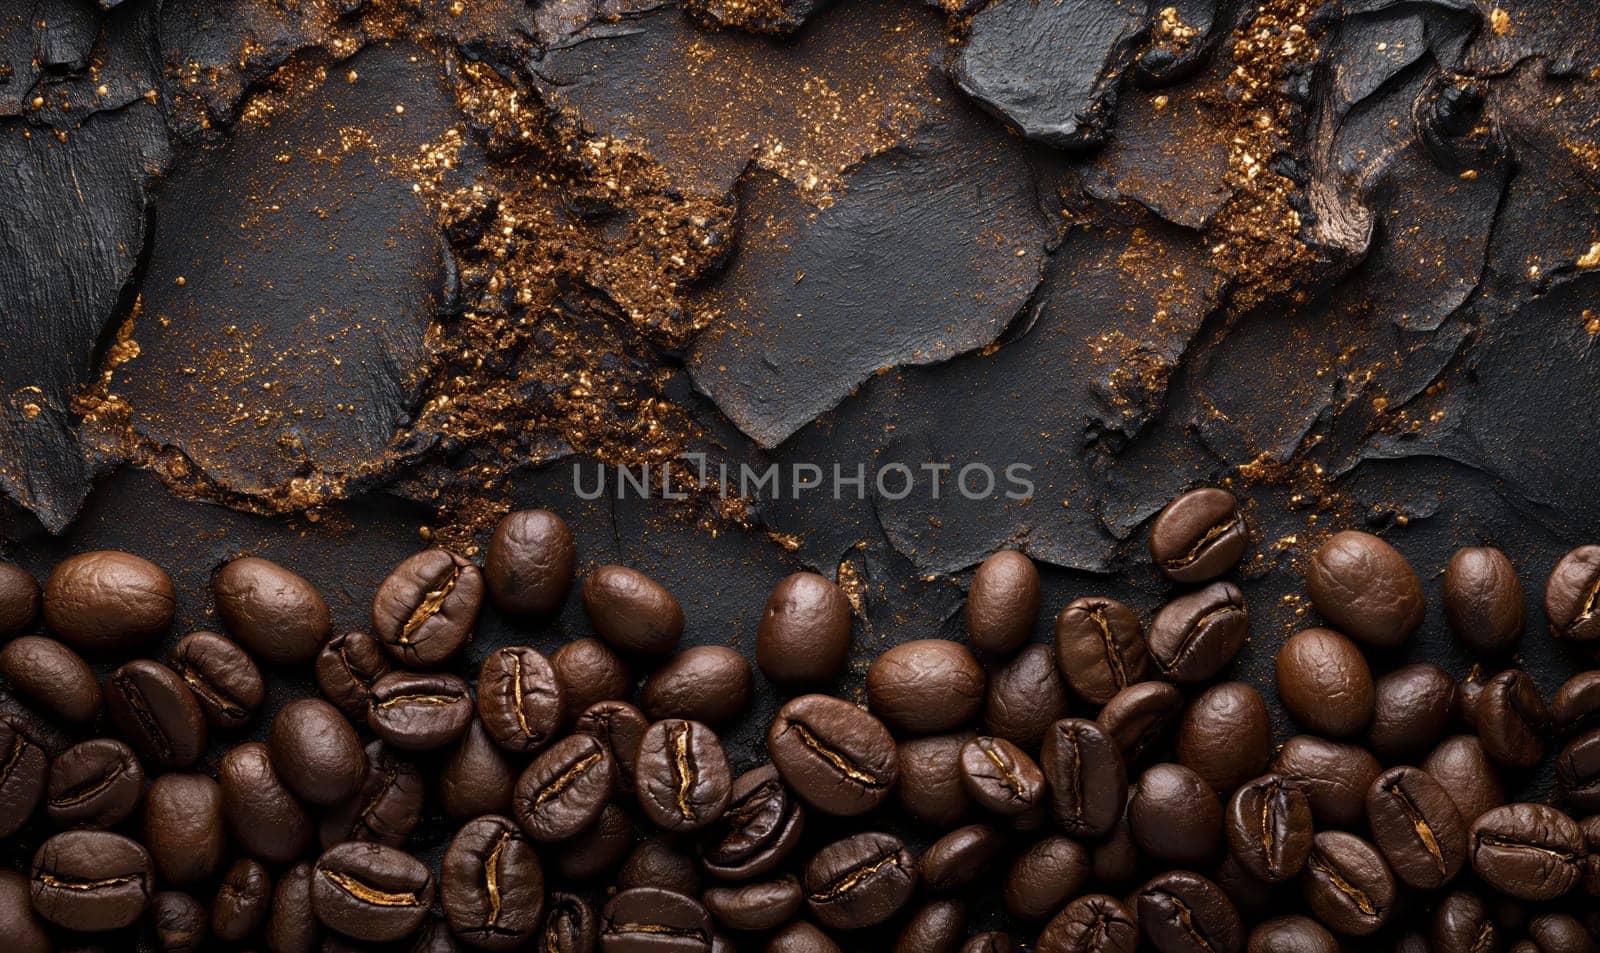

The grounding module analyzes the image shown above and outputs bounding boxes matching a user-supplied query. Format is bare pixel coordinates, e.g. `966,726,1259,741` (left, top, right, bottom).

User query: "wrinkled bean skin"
311,842,436,943
315,630,390,719
265,863,319,953
756,572,853,689
1478,669,1551,768
959,736,1044,816
919,823,1005,891
704,876,803,932
1055,597,1147,704
514,733,616,842
1148,487,1248,583
0,869,51,953
1432,890,1500,953
213,555,331,664
29,829,154,932
0,716,48,837
367,671,473,751
439,720,515,822
0,563,40,639
1275,628,1373,738
867,639,985,735
1128,762,1223,866
896,899,966,953
769,921,843,953
211,857,271,942
152,890,208,953
1176,681,1271,794
1302,832,1395,936
552,639,632,722
270,698,368,805
966,550,1040,654
1554,670,1600,735
1468,804,1586,901
440,815,544,950
1423,735,1507,826
1226,774,1312,883
641,646,753,727
1369,662,1458,759
1303,530,1424,648
1099,680,1184,765
1037,894,1138,953
476,646,563,753
1366,766,1466,889
485,508,575,618
1556,728,1600,811
1444,546,1524,656
1546,546,1600,641
1041,718,1127,838
44,550,175,650
543,892,598,953
702,765,806,882
1247,916,1338,953
218,741,313,865
768,694,897,817
143,773,226,885
46,737,144,829
1272,735,1381,829
1003,836,1089,920
600,887,712,951
105,659,207,769
575,700,648,793
373,549,484,667
896,733,973,826
619,837,702,895
1147,582,1249,683
635,718,732,832
1137,871,1243,953
583,564,683,655
803,832,916,930
983,644,1069,750
321,741,425,847
169,630,263,730
0,636,99,723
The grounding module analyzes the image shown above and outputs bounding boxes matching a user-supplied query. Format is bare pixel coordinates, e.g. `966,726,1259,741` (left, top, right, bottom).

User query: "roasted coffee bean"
1469,803,1586,901
219,741,313,864
0,635,99,723
896,900,966,953
0,869,51,953
105,659,206,769
1460,677,1486,728
1214,855,1274,919
367,671,473,750
1528,914,1594,953
1275,627,1373,737
1554,670,1600,735
1129,762,1222,865
440,814,543,949
1149,487,1248,583
919,823,1004,891
373,549,483,667
544,892,599,953
966,550,1040,654
1272,735,1381,828
1444,546,1524,656
962,933,1018,953
1304,530,1424,648
576,700,650,792
1054,597,1147,704
704,876,802,932
271,698,367,805
415,917,467,953
1583,815,1600,896
485,508,575,618
0,562,40,639
1431,890,1499,953
322,741,425,847
1423,734,1506,825
515,732,615,842
1226,773,1312,882
583,565,683,656
212,857,271,942
560,803,635,881
143,772,225,885
46,737,144,828
702,765,806,881
866,638,985,735
265,863,318,953
152,890,208,953
44,550,175,650
477,646,563,753
1366,765,1466,889
1302,831,1395,936
769,921,842,953
982,643,1068,750
1246,916,1338,953
169,630,263,730
552,639,632,721
636,718,731,831
1041,717,1127,837
1557,728,1600,810
1092,818,1137,884
1099,680,1183,764
768,694,897,816
1369,662,1458,759
0,692,68,758
1147,581,1249,683
312,842,436,942
315,630,390,718
1137,871,1243,953
439,719,515,821
1478,669,1551,768
1546,546,1600,641
1176,681,1271,794
959,735,1044,815
600,887,712,952
214,555,332,664
896,732,973,826
641,646,753,726
621,838,702,895
1037,894,1138,953
1003,835,1087,919
803,831,916,930
756,572,852,689
29,829,153,931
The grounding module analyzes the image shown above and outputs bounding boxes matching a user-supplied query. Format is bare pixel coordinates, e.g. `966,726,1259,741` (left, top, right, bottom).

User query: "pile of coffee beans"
3,491,1600,953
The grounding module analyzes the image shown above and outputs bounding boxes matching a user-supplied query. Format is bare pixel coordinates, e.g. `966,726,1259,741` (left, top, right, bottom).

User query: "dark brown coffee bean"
440,814,543,950
1423,735,1506,826
1214,854,1275,919
867,638,985,735
1557,728,1600,811
896,732,973,826
1150,487,1248,583
958,735,1044,816
439,719,515,822
1478,669,1551,768
214,555,331,664
1528,914,1594,953
1147,581,1249,683
1226,773,1312,882
982,644,1068,750
1272,735,1381,828
1055,597,1147,704
29,829,153,931
1041,717,1127,837
0,635,99,723
321,741,425,848
1469,803,1586,901
1304,530,1424,648
1137,871,1242,953
485,508,575,618
212,857,271,942
1369,662,1458,759
1432,890,1500,953
636,718,731,832
373,549,483,667
583,565,683,655
1444,546,1524,656
620,837,702,895
704,875,802,932
477,646,563,753
44,550,175,650
1275,627,1373,737
1554,670,1600,735
1098,680,1183,764
600,887,711,952
1367,765,1466,889
271,698,367,805
1,871,48,953
966,550,1040,654
1037,893,1138,953
46,737,143,828
1247,916,1338,953
515,732,615,842
1176,680,1271,794
1088,817,1137,887
919,823,1004,892
702,765,805,881
105,659,207,769
1302,831,1395,935
769,921,841,953
962,933,1018,953
143,773,225,885
576,700,649,793
367,671,473,751
153,890,208,953
552,639,632,721
803,831,915,930
559,803,635,882
315,630,390,718
168,630,263,730
543,892,598,953
642,646,752,726
756,572,852,689
1003,835,1087,919
1546,546,1600,641
0,715,47,838
768,694,897,816
0,563,40,639
312,842,436,942
895,900,965,953
1129,762,1222,865
219,741,313,864
265,863,319,953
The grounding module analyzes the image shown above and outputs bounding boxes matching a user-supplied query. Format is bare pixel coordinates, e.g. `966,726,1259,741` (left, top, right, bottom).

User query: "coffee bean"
1582,814,1600,896
919,823,1004,891
1478,669,1551,768
1275,627,1373,737
1367,765,1466,889
105,658,207,769
896,900,965,953
440,719,515,821
543,892,599,953
1003,835,1087,920
1369,662,1458,759
1246,916,1337,953
1302,831,1395,935
1129,762,1222,865
143,772,225,885
322,741,425,847
966,550,1040,654
1423,734,1506,826
1093,817,1140,887
1147,581,1249,683
212,857,271,942
576,700,650,793
515,732,615,842
264,863,319,953
44,550,175,650
621,838,702,895
367,671,473,750
1176,681,1271,794
315,630,390,718
0,869,51,953
958,735,1044,816
701,765,806,882
560,803,635,881
1272,735,1380,828
1528,914,1593,953
896,732,973,826
477,646,564,752
312,842,436,942
802,831,915,930
1557,728,1600,811
1469,803,1586,901
1098,680,1183,765
641,646,752,726
1226,773,1312,882
168,630,263,730
768,694,897,816
29,829,153,931
552,639,632,721
866,638,985,735
1546,546,1600,641
1444,546,1524,656
46,737,144,828
270,697,368,805
756,572,852,689
636,718,731,832
1304,530,1424,648
583,565,683,656
1431,890,1499,953
0,635,99,723
485,508,575,618
1054,597,1147,704
440,814,544,949
1214,855,1275,919
1136,871,1243,953
704,875,802,932
1041,717,1127,837
962,933,1018,953
1554,670,1600,735
1149,487,1248,583
0,562,40,639
0,722,44,839
214,555,332,664
152,890,207,953
1036,894,1138,953
600,887,711,952
769,920,842,953
219,741,313,864
373,549,483,667
982,643,1068,750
